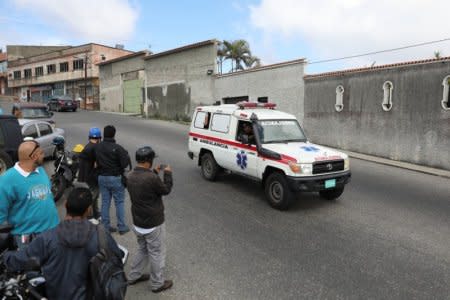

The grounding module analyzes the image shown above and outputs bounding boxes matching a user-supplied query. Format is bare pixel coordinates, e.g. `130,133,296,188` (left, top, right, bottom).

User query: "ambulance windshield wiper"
283,138,307,143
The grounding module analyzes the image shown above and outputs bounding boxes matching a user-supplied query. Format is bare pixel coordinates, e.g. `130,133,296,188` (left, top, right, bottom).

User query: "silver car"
19,119,65,159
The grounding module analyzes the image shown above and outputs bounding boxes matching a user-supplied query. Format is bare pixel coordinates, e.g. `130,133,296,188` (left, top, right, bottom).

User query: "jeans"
98,175,128,232
128,224,166,289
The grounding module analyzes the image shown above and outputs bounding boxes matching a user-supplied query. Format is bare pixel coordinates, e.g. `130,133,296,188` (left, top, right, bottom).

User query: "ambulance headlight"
289,162,312,175
344,158,350,170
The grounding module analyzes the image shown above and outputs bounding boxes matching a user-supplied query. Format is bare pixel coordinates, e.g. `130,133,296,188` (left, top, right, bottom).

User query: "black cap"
135,146,156,163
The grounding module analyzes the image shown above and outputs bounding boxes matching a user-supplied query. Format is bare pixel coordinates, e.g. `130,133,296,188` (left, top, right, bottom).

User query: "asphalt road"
49,110,450,300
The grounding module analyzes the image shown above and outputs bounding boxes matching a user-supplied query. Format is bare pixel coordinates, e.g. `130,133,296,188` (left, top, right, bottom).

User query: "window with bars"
13,71,21,79
35,66,44,77
335,85,344,112
73,59,84,70
47,64,56,74
24,69,32,78
441,76,450,110
60,62,69,72
382,81,393,111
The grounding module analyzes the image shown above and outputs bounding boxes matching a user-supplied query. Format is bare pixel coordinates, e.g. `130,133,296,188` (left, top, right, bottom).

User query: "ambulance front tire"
265,172,293,210
319,187,344,200
201,153,220,181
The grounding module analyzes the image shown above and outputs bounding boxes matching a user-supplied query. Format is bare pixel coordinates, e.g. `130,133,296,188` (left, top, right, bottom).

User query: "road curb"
345,150,450,179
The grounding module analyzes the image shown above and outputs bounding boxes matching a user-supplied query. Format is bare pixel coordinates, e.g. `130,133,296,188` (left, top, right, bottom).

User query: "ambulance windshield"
257,119,307,144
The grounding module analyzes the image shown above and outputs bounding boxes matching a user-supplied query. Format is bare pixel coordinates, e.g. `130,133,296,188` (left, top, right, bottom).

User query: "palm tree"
217,42,227,74
434,51,442,59
244,55,261,68
221,39,261,72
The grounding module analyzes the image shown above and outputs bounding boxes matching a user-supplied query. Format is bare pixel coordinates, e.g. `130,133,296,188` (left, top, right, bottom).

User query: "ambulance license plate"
325,179,336,189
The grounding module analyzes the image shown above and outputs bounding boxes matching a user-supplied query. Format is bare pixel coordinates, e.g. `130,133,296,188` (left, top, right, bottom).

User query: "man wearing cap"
0,140,59,248
78,127,102,219
95,125,131,235
126,146,174,293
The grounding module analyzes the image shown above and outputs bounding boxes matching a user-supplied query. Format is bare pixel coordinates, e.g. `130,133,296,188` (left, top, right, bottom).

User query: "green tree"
221,39,260,72
434,51,442,59
216,42,227,74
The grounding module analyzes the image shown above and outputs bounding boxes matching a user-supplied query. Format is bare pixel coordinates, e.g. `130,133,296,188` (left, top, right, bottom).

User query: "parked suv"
48,95,78,112
11,101,55,127
188,102,351,210
0,115,23,175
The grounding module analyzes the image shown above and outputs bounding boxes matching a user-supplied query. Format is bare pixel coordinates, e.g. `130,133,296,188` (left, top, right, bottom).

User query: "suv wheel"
201,153,220,181
319,187,344,200
265,172,294,210
0,150,13,175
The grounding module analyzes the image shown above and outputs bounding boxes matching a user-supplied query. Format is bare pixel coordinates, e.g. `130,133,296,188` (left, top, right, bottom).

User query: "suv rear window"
21,108,51,118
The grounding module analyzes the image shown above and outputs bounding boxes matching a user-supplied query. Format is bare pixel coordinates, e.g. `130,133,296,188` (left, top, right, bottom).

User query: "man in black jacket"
95,125,131,234
78,127,102,219
4,187,123,300
126,146,173,293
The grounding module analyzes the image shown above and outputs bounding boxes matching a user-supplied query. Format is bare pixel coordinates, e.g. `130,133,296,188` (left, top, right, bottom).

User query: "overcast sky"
1,0,449,73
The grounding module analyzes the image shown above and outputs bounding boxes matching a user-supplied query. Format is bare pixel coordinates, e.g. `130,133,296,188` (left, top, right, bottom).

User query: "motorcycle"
0,225,47,299
50,136,82,201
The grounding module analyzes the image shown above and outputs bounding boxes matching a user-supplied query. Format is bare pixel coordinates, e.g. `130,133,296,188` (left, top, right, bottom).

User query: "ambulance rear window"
194,111,210,129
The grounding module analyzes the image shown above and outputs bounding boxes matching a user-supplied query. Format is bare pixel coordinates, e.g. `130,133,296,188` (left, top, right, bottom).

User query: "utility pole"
84,53,87,110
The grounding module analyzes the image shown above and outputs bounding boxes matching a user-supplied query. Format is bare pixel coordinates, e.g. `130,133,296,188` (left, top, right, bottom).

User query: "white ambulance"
187,102,351,210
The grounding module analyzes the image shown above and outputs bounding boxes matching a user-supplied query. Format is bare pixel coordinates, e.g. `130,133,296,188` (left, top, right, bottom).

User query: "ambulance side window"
211,113,230,133
194,111,209,129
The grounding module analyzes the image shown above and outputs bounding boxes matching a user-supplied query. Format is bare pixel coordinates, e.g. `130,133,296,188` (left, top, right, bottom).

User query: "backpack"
88,225,127,300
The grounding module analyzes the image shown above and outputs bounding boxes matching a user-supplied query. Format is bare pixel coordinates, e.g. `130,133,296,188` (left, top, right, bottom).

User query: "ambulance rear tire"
201,153,219,181
265,172,293,210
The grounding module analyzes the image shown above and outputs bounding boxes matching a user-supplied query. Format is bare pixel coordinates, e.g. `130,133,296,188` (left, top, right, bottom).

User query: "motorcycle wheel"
51,174,67,201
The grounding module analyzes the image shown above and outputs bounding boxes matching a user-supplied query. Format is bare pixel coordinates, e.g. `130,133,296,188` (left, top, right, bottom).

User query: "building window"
35,66,44,77
382,81,393,111
13,71,21,79
60,62,69,72
73,59,84,70
441,75,450,110
335,85,344,112
258,96,268,103
222,96,248,104
24,69,32,79
47,64,56,74
54,82,65,95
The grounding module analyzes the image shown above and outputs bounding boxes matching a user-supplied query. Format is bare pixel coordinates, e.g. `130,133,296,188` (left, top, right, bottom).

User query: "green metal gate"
123,79,142,113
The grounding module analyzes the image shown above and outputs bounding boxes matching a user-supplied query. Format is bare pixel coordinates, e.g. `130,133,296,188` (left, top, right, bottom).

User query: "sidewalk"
345,150,450,179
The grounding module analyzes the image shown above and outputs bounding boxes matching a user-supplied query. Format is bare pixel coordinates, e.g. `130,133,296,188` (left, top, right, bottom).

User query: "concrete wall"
304,61,450,170
214,60,306,123
144,43,217,119
99,55,145,112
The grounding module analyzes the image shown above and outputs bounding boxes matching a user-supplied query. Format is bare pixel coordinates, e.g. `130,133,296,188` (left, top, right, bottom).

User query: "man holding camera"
126,146,173,293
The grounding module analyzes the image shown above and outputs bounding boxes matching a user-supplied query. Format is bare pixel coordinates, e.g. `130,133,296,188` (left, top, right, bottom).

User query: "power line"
308,37,450,64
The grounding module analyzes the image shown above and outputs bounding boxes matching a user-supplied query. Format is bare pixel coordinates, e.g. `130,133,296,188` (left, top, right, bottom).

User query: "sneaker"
128,274,150,285
119,228,130,235
109,227,117,233
89,218,99,225
152,280,173,293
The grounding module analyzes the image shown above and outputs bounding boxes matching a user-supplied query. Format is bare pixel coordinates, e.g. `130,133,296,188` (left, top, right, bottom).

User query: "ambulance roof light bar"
236,102,276,109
